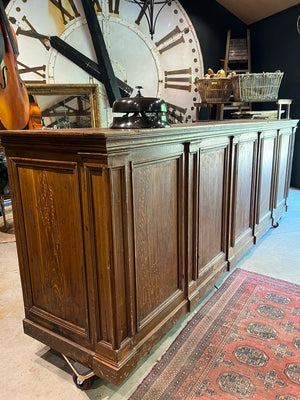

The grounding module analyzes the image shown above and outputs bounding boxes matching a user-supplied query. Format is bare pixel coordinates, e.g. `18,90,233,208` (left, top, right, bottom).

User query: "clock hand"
50,35,133,98
25,30,133,99
80,0,121,106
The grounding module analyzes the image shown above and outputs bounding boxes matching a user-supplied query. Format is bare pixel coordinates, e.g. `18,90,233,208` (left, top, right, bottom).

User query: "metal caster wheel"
62,354,95,390
72,373,91,390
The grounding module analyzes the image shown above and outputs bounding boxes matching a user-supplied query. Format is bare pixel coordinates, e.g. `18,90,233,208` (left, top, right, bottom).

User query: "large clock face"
6,0,204,126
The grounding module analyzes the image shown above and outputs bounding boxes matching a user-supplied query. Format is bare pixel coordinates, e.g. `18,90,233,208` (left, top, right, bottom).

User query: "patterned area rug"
129,268,300,400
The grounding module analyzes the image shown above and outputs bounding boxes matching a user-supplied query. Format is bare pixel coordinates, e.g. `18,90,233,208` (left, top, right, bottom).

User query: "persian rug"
129,268,300,400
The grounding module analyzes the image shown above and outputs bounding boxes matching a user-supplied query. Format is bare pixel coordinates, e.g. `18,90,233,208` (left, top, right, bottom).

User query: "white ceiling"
216,0,300,25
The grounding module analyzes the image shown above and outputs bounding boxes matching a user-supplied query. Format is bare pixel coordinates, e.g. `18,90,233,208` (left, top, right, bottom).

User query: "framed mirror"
26,83,101,129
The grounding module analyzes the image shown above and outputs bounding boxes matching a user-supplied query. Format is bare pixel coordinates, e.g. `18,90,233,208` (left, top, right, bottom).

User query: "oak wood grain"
0,119,297,384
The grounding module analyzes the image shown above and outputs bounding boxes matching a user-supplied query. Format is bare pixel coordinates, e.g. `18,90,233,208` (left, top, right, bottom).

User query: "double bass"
0,0,29,130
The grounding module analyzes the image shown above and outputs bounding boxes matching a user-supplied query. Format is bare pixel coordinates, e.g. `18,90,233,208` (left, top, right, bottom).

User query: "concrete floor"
0,188,299,400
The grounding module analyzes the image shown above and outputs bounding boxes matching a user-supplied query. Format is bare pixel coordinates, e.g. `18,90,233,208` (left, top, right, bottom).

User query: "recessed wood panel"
198,148,226,269
110,167,130,345
272,129,294,224
133,158,182,327
15,160,89,333
86,165,130,346
276,134,290,204
234,141,255,239
258,135,275,221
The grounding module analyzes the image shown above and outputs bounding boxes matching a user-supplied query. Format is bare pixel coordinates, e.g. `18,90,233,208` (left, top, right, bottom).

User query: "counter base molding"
0,119,297,385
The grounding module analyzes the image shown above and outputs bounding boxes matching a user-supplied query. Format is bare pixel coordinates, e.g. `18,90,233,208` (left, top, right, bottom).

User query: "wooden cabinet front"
187,136,230,308
131,147,186,333
5,138,188,384
254,129,277,242
272,127,295,223
12,157,91,346
1,119,297,385
228,132,258,267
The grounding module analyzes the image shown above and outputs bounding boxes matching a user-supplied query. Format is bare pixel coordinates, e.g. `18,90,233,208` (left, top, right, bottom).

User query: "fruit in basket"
227,71,237,78
194,67,234,103
216,69,226,78
202,68,229,79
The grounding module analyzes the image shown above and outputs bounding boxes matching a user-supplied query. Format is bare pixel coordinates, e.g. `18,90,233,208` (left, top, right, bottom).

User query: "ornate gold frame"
26,83,101,128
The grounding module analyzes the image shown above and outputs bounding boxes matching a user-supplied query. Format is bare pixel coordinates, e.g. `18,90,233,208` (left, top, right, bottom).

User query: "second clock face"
7,0,204,124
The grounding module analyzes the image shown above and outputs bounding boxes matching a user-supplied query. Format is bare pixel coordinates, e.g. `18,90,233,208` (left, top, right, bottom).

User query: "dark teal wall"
181,1,300,188
180,0,247,120
249,5,300,188
180,0,247,73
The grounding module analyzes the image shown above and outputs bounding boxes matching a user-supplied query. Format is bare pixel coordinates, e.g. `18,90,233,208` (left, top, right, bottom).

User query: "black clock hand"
23,30,133,99
81,0,121,106
49,36,133,98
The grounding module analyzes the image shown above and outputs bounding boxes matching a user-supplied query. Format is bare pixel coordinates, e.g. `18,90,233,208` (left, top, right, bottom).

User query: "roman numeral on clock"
18,61,46,84
15,16,50,50
49,0,80,25
135,0,148,25
166,102,187,123
109,0,120,14
155,26,189,54
164,68,192,91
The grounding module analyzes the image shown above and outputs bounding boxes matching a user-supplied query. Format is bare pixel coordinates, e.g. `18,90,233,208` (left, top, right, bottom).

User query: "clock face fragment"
7,0,204,124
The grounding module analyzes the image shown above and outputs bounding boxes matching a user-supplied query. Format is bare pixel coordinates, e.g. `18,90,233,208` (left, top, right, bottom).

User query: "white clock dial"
47,15,160,98
7,0,204,126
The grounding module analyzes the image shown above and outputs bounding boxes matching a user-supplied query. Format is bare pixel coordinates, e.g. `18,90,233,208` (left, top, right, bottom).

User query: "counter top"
0,119,298,153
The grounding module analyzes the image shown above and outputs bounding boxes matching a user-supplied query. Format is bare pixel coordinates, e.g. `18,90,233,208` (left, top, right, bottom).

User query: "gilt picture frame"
26,83,101,129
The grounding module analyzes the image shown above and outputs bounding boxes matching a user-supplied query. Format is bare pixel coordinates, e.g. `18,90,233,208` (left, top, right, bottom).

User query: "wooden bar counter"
0,119,298,384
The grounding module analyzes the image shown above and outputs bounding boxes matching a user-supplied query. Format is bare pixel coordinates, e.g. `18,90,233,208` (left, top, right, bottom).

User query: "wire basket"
194,78,232,103
231,72,284,102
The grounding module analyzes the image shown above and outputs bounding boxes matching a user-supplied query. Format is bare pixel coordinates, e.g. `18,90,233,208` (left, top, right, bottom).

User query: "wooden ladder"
224,29,251,74
223,29,251,118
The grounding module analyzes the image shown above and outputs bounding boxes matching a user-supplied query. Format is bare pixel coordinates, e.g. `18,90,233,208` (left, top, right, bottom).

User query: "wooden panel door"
272,127,295,223
228,132,258,268
82,161,130,352
254,130,277,242
187,136,230,308
132,148,186,332
9,157,92,347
